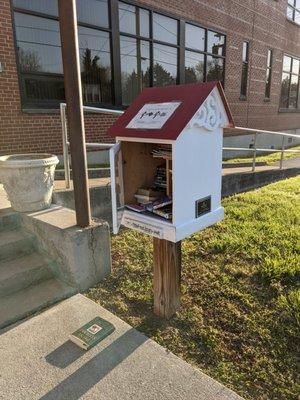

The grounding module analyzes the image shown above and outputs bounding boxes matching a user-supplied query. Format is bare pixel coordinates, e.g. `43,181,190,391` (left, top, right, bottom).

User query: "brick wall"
0,0,300,156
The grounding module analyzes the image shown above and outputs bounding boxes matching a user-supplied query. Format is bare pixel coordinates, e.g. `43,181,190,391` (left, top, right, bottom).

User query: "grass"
86,177,300,400
224,144,300,165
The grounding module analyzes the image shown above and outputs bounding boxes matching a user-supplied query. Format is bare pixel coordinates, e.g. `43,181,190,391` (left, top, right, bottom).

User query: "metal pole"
60,103,71,189
280,135,285,170
58,0,91,227
252,131,258,172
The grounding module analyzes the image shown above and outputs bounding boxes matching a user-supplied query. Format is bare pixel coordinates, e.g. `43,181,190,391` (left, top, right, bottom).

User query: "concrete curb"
222,167,300,197
222,161,267,168
55,168,110,180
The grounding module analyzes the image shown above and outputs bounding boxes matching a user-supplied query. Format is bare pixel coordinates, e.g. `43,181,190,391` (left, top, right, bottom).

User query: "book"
134,194,157,204
69,317,115,350
133,188,165,204
137,187,164,197
147,196,172,211
154,182,167,189
153,166,167,189
151,148,172,159
152,205,172,220
125,204,147,213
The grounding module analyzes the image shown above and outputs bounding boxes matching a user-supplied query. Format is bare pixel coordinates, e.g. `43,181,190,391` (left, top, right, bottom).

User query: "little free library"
108,81,234,318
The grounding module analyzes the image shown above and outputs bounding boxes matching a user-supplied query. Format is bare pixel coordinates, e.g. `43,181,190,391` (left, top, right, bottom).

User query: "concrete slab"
25,205,78,230
20,205,112,291
0,294,243,400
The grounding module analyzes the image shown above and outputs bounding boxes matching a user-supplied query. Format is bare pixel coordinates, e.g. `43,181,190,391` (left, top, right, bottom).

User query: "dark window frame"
11,0,227,110
240,41,249,99
264,48,273,100
279,53,300,111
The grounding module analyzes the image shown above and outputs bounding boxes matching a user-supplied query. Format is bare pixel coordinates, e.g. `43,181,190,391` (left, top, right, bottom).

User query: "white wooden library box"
107,82,234,242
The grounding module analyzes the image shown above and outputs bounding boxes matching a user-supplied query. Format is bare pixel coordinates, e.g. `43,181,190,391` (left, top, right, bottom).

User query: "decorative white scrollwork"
188,93,224,131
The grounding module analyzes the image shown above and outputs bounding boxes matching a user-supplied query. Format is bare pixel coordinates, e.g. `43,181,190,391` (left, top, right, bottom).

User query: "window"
185,51,205,83
119,2,137,35
79,27,112,104
240,41,249,98
13,0,112,108
184,24,225,85
118,2,178,103
207,30,225,56
153,13,178,45
120,37,150,105
13,0,58,16
13,0,226,109
15,13,62,74
14,12,65,106
280,55,300,109
153,44,177,86
287,0,300,25
118,2,178,105
265,49,273,99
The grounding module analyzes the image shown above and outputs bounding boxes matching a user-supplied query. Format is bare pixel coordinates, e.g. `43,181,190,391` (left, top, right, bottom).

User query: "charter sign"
126,102,181,130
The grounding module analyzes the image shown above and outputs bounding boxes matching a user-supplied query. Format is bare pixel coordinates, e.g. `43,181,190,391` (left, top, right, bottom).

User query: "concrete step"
0,278,77,329
0,229,36,262
0,208,20,232
0,252,53,297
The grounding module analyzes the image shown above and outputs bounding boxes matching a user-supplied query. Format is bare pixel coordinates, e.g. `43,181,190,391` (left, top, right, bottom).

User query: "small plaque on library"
195,196,211,218
126,102,181,130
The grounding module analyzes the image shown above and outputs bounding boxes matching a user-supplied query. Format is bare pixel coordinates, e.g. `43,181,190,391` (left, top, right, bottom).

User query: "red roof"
107,81,234,140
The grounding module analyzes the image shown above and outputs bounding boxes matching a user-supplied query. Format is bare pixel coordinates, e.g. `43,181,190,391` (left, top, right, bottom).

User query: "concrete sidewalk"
0,294,243,400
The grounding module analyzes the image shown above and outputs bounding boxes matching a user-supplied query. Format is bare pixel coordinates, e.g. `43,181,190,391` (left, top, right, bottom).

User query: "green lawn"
224,144,300,165
86,176,300,400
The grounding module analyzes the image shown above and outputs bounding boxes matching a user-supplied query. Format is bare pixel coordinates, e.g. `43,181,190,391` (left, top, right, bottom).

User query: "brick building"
0,0,300,158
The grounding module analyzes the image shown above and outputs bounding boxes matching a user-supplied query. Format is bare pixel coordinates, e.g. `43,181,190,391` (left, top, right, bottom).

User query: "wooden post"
58,0,91,228
153,238,181,319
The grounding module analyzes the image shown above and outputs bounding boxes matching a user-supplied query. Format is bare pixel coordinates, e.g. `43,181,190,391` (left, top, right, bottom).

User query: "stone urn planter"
0,154,59,212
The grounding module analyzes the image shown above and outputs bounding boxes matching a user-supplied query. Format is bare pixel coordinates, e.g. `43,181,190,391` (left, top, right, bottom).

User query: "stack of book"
125,195,173,220
154,166,167,189
134,187,164,204
151,147,172,159
147,196,173,220
152,204,172,220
